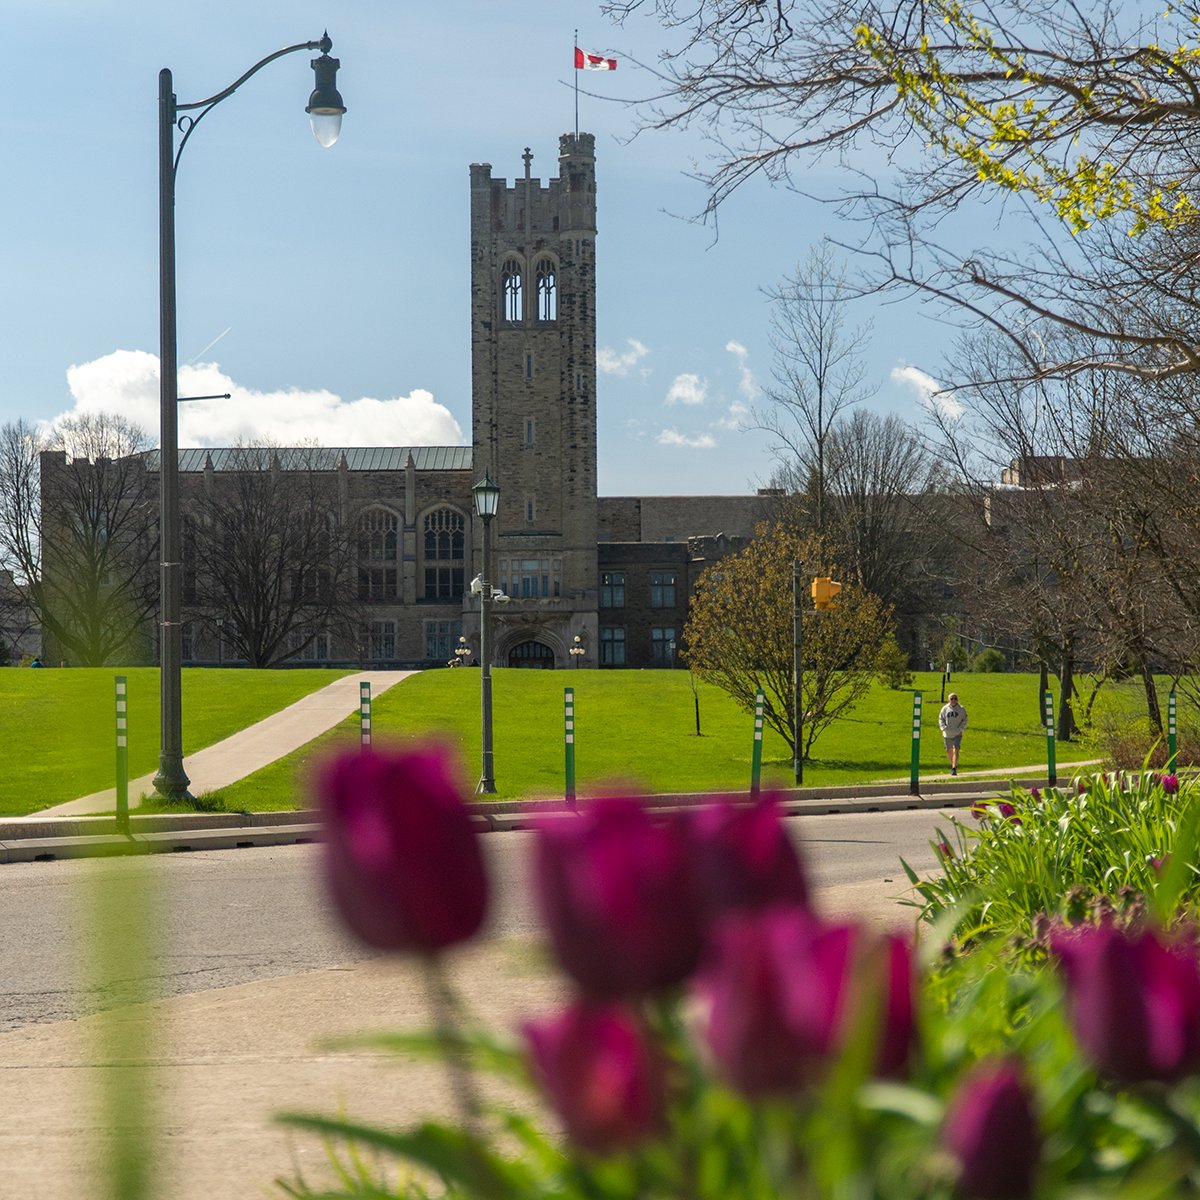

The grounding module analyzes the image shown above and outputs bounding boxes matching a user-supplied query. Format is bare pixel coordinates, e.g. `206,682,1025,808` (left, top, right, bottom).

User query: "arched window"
356,508,398,601
535,258,557,321
501,257,523,322
423,508,465,599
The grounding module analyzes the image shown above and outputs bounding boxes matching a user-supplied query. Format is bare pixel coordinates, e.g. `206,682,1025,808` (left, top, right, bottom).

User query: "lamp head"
472,473,501,522
306,33,346,148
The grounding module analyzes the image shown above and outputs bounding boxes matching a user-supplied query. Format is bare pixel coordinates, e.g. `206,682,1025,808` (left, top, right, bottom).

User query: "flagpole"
574,29,579,138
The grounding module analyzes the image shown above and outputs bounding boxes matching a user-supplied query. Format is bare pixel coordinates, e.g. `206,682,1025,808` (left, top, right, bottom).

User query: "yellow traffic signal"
811,576,842,610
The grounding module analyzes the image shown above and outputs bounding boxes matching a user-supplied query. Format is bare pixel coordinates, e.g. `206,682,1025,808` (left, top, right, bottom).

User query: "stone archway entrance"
508,640,556,669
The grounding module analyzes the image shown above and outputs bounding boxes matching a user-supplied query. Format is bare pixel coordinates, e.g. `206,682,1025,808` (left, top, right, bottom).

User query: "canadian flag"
575,47,617,71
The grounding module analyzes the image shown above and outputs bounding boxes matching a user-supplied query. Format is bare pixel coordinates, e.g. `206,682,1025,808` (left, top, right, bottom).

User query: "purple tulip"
534,797,704,998
1028,787,1041,802
697,907,915,1095
1162,774,1180,795
689,795,810,921
997,801,1017,820
317,747,488,954
1051,923,1200,1084
944,1060,1039,1200
524,1000,665,1155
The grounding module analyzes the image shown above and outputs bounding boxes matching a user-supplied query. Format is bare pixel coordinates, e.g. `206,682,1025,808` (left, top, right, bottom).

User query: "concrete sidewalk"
25,670,417,820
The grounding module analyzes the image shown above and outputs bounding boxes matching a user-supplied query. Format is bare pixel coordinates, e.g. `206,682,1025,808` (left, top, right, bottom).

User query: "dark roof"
141,446,473,473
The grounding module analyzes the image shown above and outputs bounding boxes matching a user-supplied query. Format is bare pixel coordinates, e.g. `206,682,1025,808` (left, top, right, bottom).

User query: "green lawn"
204,669,1145,813
0,667,352,816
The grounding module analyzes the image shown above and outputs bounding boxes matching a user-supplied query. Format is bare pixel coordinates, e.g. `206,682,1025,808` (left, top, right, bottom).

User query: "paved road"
0,808,951,1034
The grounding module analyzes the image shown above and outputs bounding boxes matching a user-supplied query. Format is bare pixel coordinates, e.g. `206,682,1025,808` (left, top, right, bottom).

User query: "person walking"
938,692,968,776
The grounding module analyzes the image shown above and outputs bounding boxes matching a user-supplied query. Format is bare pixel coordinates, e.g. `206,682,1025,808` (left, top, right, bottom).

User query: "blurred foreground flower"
943,1060,1039,1200
534,797,703,998
698,906,914,1095
1052,921,1200,1085
690,794,809,919
524,999,666,1155
317,747,488,954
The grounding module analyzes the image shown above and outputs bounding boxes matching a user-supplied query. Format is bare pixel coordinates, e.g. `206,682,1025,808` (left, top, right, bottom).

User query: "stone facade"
38,133,759,670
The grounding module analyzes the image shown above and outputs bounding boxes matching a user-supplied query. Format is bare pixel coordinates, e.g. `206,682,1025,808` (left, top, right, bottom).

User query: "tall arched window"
423,508,465,599
356,508,398,601
501,257,523,322
535,258,557,321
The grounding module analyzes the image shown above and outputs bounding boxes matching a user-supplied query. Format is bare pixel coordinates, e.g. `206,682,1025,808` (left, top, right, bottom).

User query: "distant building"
40,133,767,668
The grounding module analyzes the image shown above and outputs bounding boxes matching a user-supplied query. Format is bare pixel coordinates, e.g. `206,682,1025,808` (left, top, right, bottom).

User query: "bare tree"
0,414,157,666
186,446,358,668
756,245,876,530
605,0,1200,384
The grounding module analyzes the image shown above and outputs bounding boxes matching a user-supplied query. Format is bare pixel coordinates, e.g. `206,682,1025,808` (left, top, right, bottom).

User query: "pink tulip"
1162,774,1180,795
317,747,488,954
534,797,704,997
689,795,809,921
524,1000,665,1155
944,1060,1039,1200
1051,923,1200,1084
697,907,915,1095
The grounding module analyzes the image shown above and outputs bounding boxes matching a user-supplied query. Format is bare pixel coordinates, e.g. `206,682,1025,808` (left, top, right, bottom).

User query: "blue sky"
2,0,954,495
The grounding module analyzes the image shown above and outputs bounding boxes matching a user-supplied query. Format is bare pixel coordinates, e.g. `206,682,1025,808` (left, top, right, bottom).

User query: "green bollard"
1044,689,1057,787
115,675,129,836
564,687,576,807
359,681,371,748
750,689,764,796
910,690,923,796
1169,691,1178,773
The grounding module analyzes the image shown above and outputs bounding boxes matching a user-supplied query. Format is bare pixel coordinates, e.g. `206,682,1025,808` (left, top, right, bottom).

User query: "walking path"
26,670,418,819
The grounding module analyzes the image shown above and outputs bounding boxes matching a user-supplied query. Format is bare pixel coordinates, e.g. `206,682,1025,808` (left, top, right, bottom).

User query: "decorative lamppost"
451,635,472,668
569,634,586,668
153,35,345,801
472,474,500,794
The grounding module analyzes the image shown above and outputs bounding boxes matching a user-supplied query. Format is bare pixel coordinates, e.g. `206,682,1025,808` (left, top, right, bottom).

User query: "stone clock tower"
467,134,599,666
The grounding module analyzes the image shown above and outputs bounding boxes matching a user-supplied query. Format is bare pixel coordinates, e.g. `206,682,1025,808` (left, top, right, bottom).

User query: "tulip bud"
943,1060,1039,1200
1051,923,1200,1084
698,908,915,1095
1162,774,1180,795
524,1000,665,1155
534,797,704,998
317,747,488,954
689,795,809,921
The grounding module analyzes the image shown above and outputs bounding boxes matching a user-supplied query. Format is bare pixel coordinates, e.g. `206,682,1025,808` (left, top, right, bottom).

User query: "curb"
0,776,1050,864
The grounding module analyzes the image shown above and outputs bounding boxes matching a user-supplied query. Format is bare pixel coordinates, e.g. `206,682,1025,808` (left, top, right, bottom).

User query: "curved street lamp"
153,35,345,801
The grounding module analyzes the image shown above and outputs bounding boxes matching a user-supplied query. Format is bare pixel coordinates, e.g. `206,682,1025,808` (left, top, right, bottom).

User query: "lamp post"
569,634,586,668
451,635,472,668
472,474,500,794
153,35,345,801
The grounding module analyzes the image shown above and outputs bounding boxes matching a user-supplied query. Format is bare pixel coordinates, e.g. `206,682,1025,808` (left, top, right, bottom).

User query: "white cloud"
891,362,964,422
657,427,717,449
715,399,751,431
57,350,464,447
665,373,707,407
725,340,759,400
597,338,650,376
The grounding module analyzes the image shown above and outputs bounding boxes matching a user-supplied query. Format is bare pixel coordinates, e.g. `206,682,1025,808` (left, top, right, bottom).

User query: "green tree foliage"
683,523,894,760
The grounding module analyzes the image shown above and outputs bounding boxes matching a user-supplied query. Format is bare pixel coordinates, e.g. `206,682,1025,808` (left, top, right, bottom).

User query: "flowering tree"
683,523,893,761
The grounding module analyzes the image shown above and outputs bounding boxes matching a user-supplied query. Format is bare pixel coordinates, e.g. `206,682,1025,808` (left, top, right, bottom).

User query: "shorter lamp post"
569,634,586,668
452,635,472,668
472,474,500,794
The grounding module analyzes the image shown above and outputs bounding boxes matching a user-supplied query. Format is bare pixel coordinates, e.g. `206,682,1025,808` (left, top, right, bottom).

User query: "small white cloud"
597,338,650,376
665,373,707,407
657,427,717,449
57,350,465,447
725,340,759,400
891,363,964,422
714,399,751,431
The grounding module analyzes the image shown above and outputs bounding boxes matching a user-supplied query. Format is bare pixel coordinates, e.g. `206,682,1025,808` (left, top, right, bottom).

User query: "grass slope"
209,669,1129,812
0,667,352,816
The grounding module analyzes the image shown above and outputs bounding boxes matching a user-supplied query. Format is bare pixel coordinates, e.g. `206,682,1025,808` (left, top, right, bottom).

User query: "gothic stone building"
45,134,769,669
